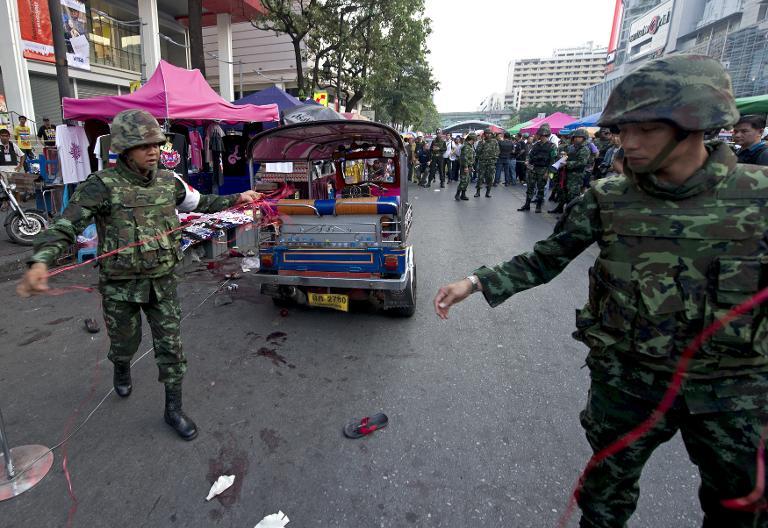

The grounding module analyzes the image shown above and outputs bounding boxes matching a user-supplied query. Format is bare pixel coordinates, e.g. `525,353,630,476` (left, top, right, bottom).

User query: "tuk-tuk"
246,120,416,316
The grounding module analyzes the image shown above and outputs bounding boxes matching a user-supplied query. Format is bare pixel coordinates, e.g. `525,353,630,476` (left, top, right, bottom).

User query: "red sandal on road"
343,413,389,439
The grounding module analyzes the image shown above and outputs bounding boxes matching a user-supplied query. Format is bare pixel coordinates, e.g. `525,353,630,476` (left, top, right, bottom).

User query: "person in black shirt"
37,117,57,148
495,132,517,186
733,114,768,165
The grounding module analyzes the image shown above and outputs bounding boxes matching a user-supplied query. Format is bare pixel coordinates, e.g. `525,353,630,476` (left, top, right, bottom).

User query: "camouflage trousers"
476,162,495,190
562,171,584,206
458,168,471,192
526,166,549,203
103,288,186,387
578,381,768,528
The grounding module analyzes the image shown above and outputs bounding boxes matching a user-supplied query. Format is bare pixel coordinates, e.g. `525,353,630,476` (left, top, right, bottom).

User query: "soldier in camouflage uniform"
518,125,556,213
423,129,447,188
455,133,476,201
549,128,591,214
474,128,499,198
17,109,262,441
435,55,768,527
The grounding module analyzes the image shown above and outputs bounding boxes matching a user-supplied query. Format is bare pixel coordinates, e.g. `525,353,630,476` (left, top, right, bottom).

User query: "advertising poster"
61,0,90,70
16,0,90,70
17,0,55,63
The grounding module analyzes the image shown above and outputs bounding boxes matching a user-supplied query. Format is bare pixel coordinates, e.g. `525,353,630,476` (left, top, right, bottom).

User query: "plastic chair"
76,224,98,263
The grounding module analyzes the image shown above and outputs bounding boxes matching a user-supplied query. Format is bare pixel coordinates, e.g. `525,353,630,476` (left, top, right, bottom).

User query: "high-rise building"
503,42,608,113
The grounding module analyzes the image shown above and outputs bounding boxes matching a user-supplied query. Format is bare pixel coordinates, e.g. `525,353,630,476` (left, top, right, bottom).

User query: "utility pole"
47,0,72,119
188,0,206,76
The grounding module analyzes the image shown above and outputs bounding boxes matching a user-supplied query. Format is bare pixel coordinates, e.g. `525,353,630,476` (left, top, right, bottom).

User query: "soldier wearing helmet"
474,128,499,197
435,55,768,527
18,109,262,441
518,124,556,212
548,128,591,215
455,133,476,201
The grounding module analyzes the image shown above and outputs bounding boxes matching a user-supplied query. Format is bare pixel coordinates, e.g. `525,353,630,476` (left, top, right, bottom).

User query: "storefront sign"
16,0,90,70
313,91,328,107
627,0,674,63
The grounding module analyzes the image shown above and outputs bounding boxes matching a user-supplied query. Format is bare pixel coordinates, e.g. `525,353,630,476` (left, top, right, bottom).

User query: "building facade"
583,0,768,116
504,42,608,113
477,92,506,112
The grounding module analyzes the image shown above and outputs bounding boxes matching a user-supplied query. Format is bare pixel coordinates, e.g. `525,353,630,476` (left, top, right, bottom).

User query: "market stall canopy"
508,120,534,134
282,103,344,124
735,94,768,115
520,112,576,134
563,111,602,131
62,60,279,123
234,86,301,112
248,120,404,162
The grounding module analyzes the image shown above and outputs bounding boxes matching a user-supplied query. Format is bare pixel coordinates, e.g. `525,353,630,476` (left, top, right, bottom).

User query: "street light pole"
47,0,72,119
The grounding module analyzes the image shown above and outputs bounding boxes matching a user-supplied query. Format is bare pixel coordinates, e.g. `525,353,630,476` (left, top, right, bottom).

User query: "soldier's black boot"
535,200,542,213
164,384,198,441
454,189,461,201
473,189,481,197
113,362,132,398
517,199,531,211
485,188,491,198
548,203,564,214
460,190,469,200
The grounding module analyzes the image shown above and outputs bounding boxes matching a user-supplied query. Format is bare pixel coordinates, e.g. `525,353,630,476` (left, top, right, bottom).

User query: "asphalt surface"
0,181,703,527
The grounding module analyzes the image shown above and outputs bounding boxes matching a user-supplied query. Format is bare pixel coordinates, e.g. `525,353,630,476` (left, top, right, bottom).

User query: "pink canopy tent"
520,112,576,134
62,60,279,123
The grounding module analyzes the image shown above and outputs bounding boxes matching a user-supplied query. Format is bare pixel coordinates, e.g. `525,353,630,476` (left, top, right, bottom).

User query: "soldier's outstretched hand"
17,263,49,298
434,279,474,320
236,190,263,204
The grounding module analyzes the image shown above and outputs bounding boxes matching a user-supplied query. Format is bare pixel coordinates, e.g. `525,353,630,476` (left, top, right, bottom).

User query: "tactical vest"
529,141,553,167
574,169,768,378
96,168,182,280
0,141,19,166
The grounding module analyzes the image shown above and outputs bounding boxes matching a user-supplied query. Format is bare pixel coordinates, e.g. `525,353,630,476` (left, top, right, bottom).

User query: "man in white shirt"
0,128,25,172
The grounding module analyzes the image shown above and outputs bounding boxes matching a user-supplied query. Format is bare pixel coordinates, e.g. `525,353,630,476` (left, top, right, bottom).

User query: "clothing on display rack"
222,135,247,177
205,123,225,186
56,124,90,184
189,130,204,171
159,132,189,177
94,134,118,170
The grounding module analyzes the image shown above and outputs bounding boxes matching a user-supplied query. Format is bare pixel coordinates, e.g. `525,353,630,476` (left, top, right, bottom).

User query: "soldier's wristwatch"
465,274,480,293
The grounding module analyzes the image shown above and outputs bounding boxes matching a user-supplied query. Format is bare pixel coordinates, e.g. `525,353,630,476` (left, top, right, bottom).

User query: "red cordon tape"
558,286,768,527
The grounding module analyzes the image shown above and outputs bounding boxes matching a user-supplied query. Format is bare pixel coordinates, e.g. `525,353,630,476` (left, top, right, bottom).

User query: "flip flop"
84,318,100,334
343,413,388,439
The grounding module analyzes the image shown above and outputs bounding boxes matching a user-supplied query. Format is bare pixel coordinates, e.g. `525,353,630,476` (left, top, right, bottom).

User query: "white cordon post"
0,407,53,501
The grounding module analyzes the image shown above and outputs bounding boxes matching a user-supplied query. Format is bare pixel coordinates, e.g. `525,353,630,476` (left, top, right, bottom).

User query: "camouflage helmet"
466,132,477,141
110,109,166,154
598,55,739,132
571,128,589,139
536,124,551,137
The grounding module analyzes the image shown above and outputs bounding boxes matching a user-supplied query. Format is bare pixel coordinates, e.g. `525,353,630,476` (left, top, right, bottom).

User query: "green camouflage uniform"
476,137,499,191
563,142,591,205
458,141,475,192
428,136,447,185
526,139,557,203
471,55,768,527
30,159,238,386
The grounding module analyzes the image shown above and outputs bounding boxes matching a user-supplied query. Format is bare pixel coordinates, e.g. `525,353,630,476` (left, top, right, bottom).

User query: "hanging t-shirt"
93,134,118,171
37,125,57,147
159,132,188,177
14,124,32,150
56,124,90,184
188,130,204,171
222,135,247,176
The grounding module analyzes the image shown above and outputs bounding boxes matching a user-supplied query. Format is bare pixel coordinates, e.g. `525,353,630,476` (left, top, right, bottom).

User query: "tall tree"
188,0,206,76
250,0,320,98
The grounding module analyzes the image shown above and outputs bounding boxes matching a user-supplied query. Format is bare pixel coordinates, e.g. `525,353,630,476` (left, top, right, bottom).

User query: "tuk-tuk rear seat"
276,197,399,216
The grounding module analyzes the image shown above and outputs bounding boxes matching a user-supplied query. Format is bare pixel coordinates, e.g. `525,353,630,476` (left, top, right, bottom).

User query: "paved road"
1,182,702,527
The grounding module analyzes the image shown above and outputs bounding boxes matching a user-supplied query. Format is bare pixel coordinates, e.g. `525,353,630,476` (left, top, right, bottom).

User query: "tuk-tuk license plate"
307,293,349,312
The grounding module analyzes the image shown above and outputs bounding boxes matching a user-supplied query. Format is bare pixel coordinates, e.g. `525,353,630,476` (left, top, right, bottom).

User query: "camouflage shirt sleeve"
566,145,590,171
472,189,602,307
174,178,239,213
29,175,111,266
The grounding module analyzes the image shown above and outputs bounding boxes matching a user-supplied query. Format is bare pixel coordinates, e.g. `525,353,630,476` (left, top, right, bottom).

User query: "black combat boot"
548,203,564,214
535,200,543,213
454,189,461,201
113,362,132,398
474,189,481,197
485,188,491,198
517,199,531,211
460,190,469,200
164,384,198,441
440,182,445,188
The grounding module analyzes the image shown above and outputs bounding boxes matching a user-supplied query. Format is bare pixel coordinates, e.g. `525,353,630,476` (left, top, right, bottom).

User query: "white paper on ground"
205,475,235,501
254,510,290,528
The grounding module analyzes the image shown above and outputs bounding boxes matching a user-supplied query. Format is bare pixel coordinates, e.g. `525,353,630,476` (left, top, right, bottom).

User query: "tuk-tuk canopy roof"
248,120,405,162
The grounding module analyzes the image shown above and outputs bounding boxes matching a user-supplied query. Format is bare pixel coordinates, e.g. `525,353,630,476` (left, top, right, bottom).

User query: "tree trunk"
345,91,364,112
188,0,206,76
292,40,305,98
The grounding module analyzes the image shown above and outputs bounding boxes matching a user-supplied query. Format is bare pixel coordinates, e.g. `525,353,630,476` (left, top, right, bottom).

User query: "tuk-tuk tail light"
261,253,274,268
383,255,399,271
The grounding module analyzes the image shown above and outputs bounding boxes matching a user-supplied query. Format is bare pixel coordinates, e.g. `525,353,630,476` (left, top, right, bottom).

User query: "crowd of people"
403,111,768,214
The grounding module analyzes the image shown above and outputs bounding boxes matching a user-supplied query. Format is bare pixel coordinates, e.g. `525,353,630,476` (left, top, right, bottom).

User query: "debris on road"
254,511,290,528
206,474,235,501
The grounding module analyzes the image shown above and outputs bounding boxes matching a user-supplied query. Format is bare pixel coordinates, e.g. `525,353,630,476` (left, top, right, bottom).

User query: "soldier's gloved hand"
434,278,476,320
236,190,263,204
17,263,49,298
